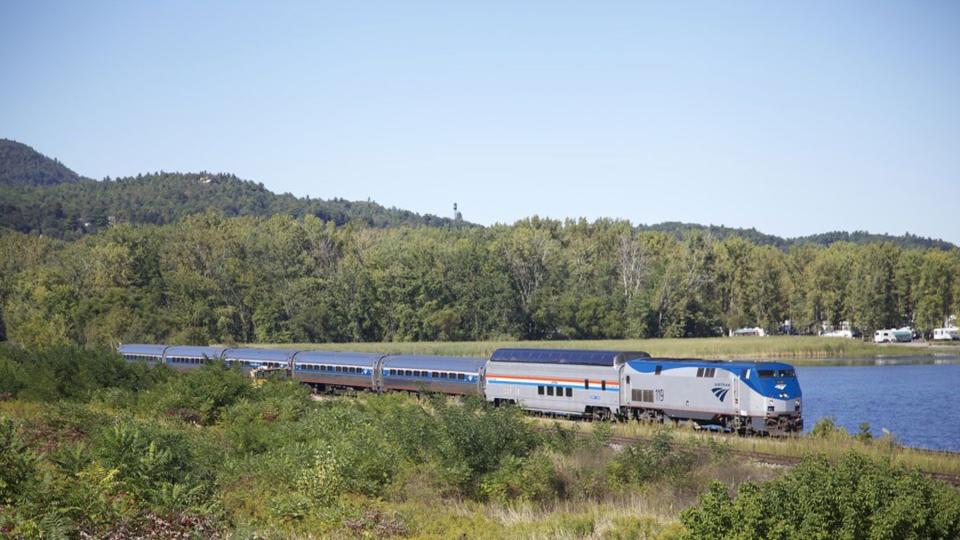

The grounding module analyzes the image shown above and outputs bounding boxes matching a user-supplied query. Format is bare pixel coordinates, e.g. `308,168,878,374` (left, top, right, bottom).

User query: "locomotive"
118,344,803,435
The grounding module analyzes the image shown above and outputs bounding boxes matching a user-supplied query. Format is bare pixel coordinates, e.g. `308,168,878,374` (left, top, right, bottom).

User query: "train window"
696,367,704,377
758,370,774,378
584,379,589,389
601,381,606,391
538,386,544,395
655,365,662,375
547,386,554,396
458,373,465,380
705,368,716,377
565,388,572,397
778,369,796,377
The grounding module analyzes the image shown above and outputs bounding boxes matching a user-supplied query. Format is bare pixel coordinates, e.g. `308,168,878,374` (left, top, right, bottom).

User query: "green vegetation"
2,213,959,348
263,336,937,362
2,141,958,348
0,139,81,187
0,171,462,238
1,345,959,538
681,454,960,539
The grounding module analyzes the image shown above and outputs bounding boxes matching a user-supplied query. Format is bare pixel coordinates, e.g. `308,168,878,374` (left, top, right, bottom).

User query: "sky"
2,1,958,242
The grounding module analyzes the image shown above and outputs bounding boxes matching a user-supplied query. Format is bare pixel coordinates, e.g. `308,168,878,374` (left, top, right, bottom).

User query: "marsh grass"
557,419,960,477
247,336,936,363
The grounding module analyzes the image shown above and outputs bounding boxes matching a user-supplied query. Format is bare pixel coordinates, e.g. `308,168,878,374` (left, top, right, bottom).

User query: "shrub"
607,430,696,487
0,344,168,401
680,453,960,539
810,416,843,438
480,452,560,503
155,362,252,424
91,419,215,510
0,418,38,504
296,446,345,507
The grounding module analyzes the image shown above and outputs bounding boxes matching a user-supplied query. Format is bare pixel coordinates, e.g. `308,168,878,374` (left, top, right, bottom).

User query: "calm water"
797,357,960,451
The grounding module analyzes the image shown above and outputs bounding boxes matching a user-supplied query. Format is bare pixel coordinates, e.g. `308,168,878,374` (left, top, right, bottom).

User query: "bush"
480,452,560,503
680,453,960,539
154,361,252,424
0,418,38,504
607,430,696,487
810,416,843,438
91,419,216,510
0,344,168,401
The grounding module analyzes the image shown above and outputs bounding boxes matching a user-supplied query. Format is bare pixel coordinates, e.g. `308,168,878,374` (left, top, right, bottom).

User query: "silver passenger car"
117,343,168,366
223,348,297,373
381,355,485,395
163,346,227,370
484,349,649,419
292,350,384,391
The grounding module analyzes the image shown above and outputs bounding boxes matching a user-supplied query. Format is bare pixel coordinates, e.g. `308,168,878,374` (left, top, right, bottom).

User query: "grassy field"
244,336,960,364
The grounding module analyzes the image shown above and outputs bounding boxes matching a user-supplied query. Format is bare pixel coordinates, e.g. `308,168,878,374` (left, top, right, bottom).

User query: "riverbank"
248,336,960,364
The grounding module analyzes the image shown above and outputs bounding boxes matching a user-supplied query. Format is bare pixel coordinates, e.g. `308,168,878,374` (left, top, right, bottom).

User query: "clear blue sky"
2,1,958,242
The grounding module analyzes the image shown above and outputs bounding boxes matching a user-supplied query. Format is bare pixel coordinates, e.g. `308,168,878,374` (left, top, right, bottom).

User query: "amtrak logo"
711,382,731,402
774,382,786,391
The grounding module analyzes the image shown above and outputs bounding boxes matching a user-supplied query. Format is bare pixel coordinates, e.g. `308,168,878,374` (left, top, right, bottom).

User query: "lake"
797,357,960,451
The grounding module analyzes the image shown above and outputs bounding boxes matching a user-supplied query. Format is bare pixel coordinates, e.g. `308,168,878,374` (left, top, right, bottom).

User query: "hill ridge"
0,138,954,250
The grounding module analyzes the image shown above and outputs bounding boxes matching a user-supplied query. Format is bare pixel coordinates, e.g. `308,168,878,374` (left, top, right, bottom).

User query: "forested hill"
0,139,83,186
0,138,953,250
0,140,462,236
641,222,956,251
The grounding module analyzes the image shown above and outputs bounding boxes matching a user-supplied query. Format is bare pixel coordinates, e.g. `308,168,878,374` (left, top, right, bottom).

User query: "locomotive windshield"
758,369,796,378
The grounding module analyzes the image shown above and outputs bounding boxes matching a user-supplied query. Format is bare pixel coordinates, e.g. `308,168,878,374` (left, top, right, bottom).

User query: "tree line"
1,213,958,348
0,171,464,239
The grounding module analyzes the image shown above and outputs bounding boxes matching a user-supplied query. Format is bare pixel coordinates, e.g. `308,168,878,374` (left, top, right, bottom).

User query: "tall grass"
244,336,943,363
558,419,960,477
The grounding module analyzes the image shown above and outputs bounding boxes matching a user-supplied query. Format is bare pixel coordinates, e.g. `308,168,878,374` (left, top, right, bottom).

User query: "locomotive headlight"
767,399,774,405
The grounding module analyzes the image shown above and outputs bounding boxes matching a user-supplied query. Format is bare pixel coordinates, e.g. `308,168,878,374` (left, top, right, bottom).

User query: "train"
118,344,803,435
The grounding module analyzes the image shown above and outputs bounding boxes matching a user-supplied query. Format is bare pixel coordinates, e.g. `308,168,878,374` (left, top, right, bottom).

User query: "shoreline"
237,336,960,365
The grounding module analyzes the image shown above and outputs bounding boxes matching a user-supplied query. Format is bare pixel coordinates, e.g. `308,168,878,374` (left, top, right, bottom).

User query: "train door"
619,365,630,408
731,371,740,414
736,368,749,417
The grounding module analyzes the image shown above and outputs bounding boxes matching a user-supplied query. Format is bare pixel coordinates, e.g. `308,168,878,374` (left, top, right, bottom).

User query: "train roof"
223,348,298,361
164,346,227,358
383,355,486,372
629,357,797,370
293,350,385,367
489,348,650,367
117,343,167,356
